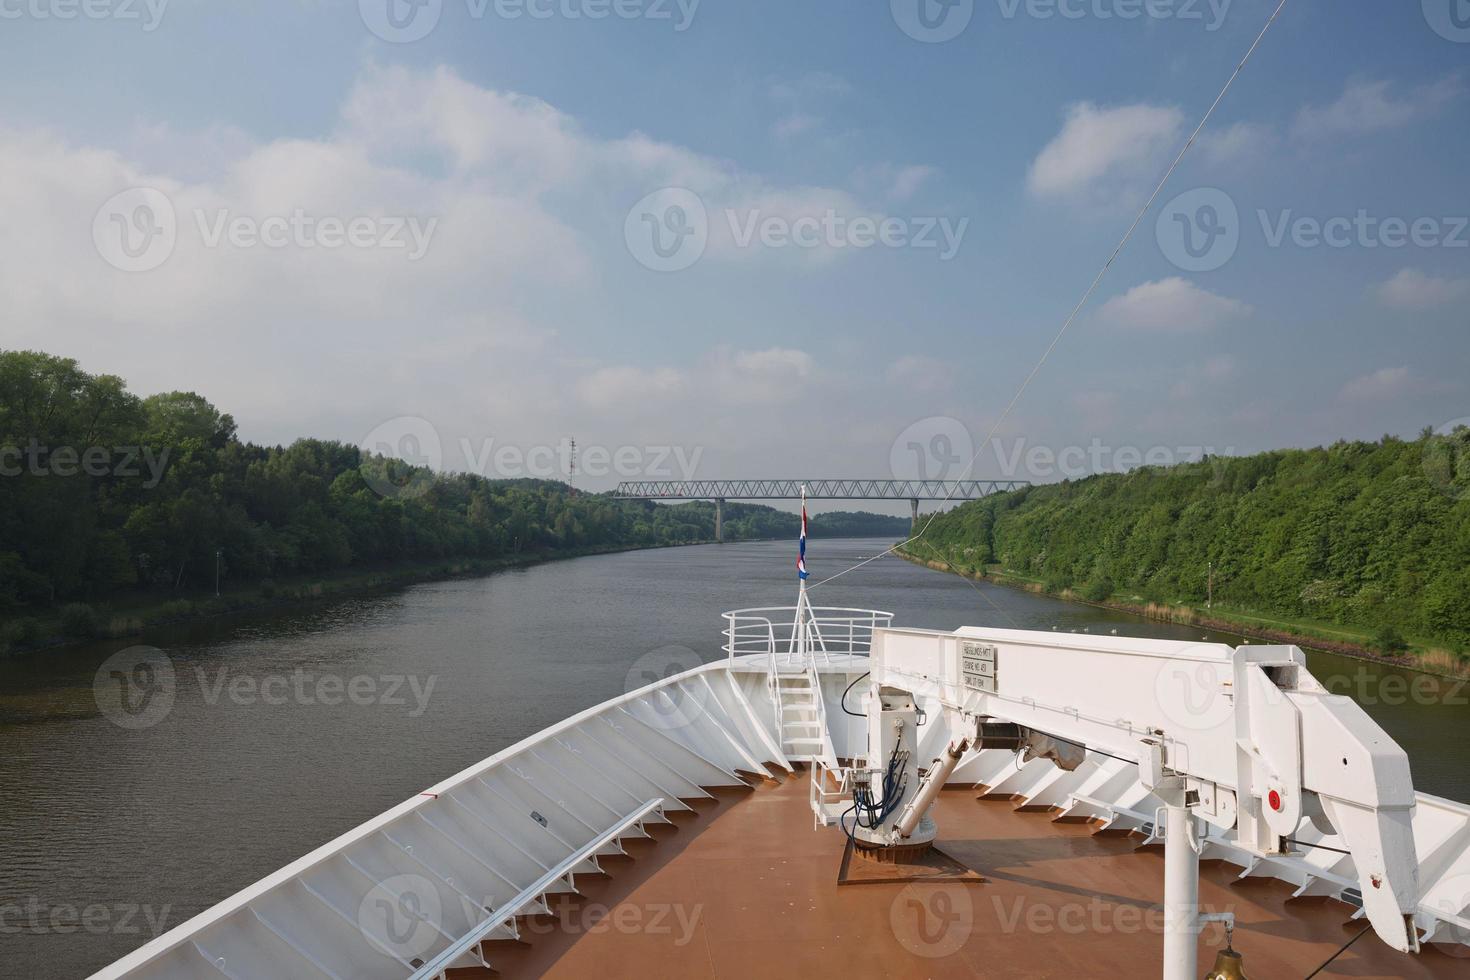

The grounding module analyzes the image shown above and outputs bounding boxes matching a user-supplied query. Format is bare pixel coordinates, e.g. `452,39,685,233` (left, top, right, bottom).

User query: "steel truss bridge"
612,479,1030,541
613,479,1028,500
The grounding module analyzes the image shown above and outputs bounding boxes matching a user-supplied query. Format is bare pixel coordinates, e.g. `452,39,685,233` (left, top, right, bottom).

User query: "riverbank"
896,548,1470,680
0,537,741,658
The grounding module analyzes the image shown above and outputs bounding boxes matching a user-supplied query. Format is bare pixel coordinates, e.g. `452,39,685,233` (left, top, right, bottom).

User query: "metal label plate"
960,641,999,694
966,674,998,694
961,657,995,677
961,640,996,662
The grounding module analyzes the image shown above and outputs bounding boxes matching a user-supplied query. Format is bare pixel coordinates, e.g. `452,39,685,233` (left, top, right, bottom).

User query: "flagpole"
796,484,808,666
799,484,807,598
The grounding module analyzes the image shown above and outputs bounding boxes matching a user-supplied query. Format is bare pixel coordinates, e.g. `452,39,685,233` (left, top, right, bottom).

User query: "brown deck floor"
469,771,1466,979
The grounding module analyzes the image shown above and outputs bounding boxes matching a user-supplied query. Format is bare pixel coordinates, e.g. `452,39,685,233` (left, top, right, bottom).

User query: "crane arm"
867,627,1421,955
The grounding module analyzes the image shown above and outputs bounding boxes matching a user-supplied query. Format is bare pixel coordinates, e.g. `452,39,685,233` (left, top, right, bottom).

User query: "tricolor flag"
797,504,809,581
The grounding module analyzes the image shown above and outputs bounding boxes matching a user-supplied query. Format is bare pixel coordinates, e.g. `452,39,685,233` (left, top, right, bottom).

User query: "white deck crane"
851,626,1422,980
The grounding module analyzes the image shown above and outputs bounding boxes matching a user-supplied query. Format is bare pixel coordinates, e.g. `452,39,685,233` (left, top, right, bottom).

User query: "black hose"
850,740,909,834
839,682,912,843
840,671,870,718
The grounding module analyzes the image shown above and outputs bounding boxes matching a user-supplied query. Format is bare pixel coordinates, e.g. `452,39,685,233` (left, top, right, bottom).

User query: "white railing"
806,660,835,763
89,660,755,980
722,606,893,667
810,758,854,829
409,798,665,980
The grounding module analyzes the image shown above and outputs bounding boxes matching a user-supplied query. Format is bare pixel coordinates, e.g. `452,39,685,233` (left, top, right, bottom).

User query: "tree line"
905,432,1470,653
0,351,906,636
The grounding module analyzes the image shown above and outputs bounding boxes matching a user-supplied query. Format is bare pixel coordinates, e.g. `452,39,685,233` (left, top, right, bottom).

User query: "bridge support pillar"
715,498,725,543
910,498,919,533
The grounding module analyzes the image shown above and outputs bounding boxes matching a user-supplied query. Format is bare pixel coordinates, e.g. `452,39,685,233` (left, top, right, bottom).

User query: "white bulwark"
90,611,1470,980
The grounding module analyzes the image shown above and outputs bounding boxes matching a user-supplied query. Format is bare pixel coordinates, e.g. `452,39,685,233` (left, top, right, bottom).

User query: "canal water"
1,538,1466,977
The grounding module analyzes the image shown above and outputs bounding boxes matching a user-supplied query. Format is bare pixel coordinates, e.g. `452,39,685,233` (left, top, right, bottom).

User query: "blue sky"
1,0,1466,501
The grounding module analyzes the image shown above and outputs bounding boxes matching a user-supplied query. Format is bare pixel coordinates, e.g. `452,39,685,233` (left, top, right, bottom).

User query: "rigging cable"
915,539,1025,629
1283,838,1353,857
805,0,1294,597
1301,924,1372,979
1042,731,1135,767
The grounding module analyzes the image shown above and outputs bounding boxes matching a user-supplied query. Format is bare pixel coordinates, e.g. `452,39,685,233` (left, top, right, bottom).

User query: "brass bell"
1204,946,1248,980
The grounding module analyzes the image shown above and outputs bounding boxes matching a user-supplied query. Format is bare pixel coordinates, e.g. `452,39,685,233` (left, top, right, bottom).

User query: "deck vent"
531,810,548,828
1340,888,1364,909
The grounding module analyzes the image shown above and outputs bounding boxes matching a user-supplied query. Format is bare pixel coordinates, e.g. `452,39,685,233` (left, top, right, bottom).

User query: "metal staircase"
776,670,826,762
719,580,889,777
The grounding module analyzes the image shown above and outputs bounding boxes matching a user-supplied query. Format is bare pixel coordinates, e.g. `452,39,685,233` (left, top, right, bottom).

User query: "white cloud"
707,185,870,265
1339,366,1413,402
887,165,936,202
1168,354,1237,400
1293,75,1464,140
1027,103,1184,201
123,121,257,183
578,365,688,410
768,72,851,141
341,65,586,188
773,113,819,139
732,347,812,377
0,63,894,477
852,163,939,203
566,351,825,455
0,67,621,340
885,355,954,389
575,346,816,416
1099,278,1252,332
1376,268,1470,311
709,346,815,405
768,72,851,103
1197,122,1274,167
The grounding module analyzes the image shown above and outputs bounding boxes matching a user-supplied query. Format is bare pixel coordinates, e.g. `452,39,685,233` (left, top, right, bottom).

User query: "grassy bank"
896,546,1470,680
0,537,732,658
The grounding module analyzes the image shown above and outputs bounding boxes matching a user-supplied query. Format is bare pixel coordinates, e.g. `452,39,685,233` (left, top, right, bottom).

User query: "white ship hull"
91,611,1470,979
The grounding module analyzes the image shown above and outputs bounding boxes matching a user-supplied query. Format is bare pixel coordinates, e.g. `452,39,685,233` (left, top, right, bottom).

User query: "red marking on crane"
1268,790,1283,812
